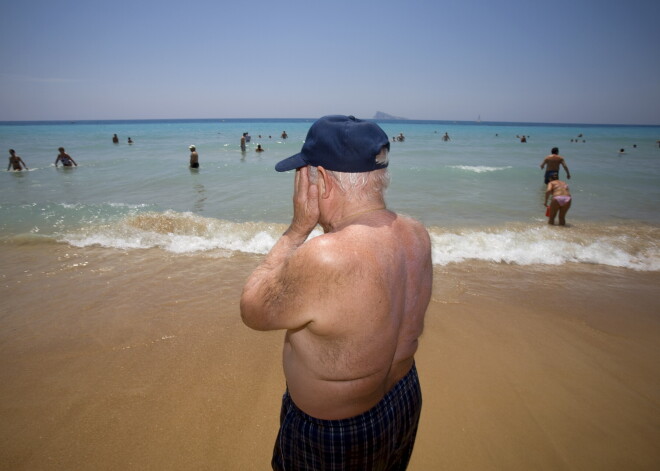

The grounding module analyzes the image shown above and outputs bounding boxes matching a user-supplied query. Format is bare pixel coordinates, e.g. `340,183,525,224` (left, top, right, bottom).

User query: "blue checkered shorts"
272,364,422,471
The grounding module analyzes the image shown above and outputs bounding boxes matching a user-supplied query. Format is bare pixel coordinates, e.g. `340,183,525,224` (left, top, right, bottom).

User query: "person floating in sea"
545,173,572,226
520,135,527,143
241,115,432,470
112,134,119,144
397,132,405,142
189,145,199,169
55,147,77,167
240,133,247,152
540,147,571,184
128,137,133,144
255,144,264,152
442,132,450,141
281,130,288,139
7,149,28,171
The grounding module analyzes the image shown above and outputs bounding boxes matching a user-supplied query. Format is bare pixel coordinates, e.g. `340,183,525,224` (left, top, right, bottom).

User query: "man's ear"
317,166,333,199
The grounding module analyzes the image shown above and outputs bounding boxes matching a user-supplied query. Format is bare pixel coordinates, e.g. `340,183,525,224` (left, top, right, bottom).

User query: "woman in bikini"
544,173,572,226
7,149,28,171
55,147,78,168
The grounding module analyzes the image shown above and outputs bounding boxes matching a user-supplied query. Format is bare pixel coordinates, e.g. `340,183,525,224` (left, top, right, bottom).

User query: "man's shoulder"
298,233,357,267
394,213,431,242
295,231,379,278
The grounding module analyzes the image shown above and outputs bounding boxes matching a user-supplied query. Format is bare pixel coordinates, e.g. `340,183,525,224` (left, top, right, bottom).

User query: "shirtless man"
7,149,28,171
240,115,433,470
189,145,199,168
544,173,572,226
55,147,77,167
540,147,570,184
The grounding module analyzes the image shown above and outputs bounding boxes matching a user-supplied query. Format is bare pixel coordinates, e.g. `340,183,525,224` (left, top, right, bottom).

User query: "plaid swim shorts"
271,364,422,471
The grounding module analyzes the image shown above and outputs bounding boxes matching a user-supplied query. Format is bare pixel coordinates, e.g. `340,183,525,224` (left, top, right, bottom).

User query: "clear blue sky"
1,0,659,124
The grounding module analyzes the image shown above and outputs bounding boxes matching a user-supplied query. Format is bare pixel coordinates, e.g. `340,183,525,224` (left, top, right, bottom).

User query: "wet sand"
1,243,659,470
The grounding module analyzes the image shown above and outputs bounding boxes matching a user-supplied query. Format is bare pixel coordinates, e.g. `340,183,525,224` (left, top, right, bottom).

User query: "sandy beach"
1,242,658,470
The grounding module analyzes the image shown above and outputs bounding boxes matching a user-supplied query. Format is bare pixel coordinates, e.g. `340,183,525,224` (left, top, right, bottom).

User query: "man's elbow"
239,295,257,328
239,296,271,331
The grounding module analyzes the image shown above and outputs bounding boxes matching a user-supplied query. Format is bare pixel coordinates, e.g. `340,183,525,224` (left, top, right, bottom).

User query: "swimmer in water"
55,147,78,167
7,149,28,171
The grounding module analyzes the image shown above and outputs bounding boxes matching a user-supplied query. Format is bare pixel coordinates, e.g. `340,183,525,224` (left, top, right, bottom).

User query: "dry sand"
1,244,658,470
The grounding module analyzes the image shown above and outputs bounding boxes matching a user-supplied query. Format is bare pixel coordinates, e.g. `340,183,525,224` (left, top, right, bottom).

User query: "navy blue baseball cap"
275,115,390,172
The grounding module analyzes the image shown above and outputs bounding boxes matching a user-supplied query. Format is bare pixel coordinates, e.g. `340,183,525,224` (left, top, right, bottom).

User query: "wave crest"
51,211,659,271
429,223,659,271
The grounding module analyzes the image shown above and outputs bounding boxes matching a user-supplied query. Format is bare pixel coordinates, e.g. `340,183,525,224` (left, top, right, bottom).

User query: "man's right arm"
561,160,571,179
240,167,320,331
240,230,314,331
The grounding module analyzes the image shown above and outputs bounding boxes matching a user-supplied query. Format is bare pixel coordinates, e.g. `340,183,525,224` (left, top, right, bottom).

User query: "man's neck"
325,200,387,232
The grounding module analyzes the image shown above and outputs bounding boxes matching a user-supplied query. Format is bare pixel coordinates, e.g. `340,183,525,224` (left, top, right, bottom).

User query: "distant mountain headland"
373,111,408,120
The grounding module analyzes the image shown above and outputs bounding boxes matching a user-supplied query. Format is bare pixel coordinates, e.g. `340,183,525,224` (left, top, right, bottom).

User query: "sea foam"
58,211,660,271
61,211,323,255
449,165,512,173
429,224,659,271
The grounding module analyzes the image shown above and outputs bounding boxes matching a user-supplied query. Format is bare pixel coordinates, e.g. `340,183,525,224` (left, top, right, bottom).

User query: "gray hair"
307,147,390,199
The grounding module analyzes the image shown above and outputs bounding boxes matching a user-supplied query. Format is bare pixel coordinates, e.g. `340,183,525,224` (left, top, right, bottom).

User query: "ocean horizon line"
2,117,659,128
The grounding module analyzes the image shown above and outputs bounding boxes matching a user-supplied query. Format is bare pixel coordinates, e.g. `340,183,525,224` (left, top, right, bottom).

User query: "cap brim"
275,153,307,172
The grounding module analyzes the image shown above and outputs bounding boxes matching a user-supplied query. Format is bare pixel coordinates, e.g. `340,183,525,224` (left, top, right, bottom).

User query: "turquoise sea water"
1,118,659,270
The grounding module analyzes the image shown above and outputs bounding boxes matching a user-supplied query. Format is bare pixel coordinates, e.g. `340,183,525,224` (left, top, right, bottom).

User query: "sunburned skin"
241,166,432,420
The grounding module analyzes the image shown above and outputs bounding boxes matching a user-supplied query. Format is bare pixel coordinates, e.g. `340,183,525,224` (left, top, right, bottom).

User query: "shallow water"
1,119,659,270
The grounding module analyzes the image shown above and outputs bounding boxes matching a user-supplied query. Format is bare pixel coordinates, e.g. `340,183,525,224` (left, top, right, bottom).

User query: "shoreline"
1,244,658,469
2,117,660,127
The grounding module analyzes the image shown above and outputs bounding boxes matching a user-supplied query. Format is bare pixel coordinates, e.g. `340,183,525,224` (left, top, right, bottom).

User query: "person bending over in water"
55,147,77,167
544,174,572,226
8,149,28,171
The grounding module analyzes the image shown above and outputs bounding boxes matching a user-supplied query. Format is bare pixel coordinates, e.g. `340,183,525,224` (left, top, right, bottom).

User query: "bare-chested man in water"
241,115,432,470
540,147,571,184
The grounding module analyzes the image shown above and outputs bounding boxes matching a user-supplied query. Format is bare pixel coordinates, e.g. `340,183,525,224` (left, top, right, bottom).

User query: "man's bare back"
542,154,564,171
541,147,570,183
280,209,432,419
240,115,432,468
